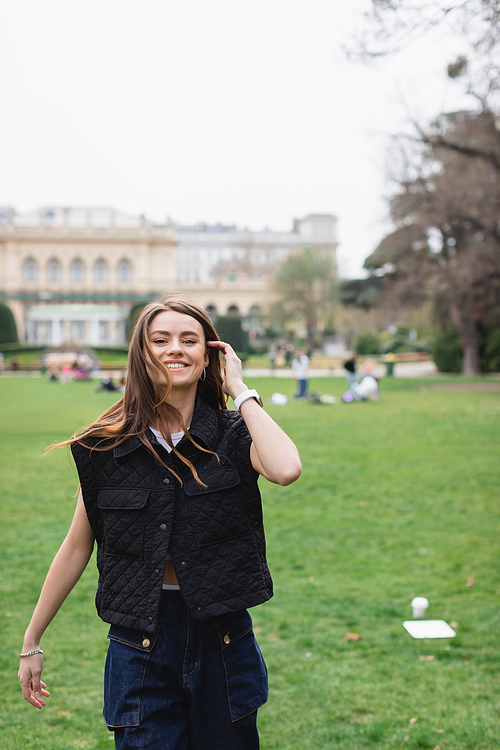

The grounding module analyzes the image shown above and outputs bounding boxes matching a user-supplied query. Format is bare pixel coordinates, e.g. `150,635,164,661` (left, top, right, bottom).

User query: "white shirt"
292,354,309,379
150,428,184,452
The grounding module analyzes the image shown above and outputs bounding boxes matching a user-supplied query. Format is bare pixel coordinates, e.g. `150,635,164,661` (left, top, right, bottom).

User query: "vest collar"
114,396,219,458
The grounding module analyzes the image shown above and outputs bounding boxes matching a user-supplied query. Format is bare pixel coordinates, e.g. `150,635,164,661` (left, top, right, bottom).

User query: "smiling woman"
147,311,209,391
18,294,301,750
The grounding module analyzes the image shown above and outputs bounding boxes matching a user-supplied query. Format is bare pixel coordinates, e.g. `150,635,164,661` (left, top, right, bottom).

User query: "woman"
18,296,302,750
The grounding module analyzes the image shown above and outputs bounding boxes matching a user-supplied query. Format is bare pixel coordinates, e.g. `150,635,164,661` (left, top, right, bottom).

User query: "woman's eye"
153,338,167,345
183,339,196,345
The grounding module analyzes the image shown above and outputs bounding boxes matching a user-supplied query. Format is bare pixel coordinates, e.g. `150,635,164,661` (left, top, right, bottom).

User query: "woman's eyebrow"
149,329,201,337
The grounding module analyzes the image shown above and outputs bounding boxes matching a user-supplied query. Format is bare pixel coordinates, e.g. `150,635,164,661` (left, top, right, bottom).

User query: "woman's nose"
167,338,183,355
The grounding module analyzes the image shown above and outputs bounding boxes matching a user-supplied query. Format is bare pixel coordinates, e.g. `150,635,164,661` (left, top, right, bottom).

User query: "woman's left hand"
208,341,301,485
206,341,248,401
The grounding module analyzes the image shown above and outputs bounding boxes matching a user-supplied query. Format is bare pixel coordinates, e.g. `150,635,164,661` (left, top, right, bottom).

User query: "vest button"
159,524,167,531
181,561,186,566
163,478,170,485
147,616,153,625
153,569,160,577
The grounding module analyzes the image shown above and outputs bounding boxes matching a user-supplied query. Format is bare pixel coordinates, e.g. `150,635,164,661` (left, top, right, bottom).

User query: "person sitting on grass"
18,295,302,750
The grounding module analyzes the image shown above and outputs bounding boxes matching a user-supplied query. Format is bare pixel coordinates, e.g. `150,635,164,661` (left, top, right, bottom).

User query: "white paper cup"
411,597,429,618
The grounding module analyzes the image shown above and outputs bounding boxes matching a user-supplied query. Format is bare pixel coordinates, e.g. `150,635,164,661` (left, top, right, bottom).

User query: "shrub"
355,330,380,355
126,302,150,341
0,304,18,344
433,329,463,372
482,328,500,372
215,315,249,352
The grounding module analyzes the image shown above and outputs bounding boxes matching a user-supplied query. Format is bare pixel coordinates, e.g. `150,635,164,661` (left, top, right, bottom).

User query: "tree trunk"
462,332,481,375
452,299,481,375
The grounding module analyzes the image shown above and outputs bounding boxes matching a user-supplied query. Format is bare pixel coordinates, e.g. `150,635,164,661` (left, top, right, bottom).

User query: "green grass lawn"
0,376,499,749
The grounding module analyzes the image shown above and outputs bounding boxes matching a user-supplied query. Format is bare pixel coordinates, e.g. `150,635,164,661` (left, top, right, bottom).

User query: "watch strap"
233,389,263,413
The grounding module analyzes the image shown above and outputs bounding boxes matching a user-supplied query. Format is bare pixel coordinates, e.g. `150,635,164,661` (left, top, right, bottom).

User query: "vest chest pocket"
97,488,150,560
183,468,251,547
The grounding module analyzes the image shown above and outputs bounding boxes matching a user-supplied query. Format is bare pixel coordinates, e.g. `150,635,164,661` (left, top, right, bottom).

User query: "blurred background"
1,0,499,377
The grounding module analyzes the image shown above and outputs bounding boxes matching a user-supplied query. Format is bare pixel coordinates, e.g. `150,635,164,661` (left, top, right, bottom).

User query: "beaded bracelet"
19,649,43,658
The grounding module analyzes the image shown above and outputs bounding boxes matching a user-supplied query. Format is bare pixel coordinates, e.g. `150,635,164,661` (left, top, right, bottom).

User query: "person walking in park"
343,355,357,391
18,296,302,750
292,348,310,399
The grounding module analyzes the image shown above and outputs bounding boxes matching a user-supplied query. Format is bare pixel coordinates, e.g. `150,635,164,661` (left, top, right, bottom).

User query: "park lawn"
0,375,499,749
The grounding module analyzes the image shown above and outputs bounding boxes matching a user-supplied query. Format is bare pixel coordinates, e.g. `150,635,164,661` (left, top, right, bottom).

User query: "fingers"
207,340,239,361
207,341,245,399
19,663,49,709
21,678,48,709
207,340,235,355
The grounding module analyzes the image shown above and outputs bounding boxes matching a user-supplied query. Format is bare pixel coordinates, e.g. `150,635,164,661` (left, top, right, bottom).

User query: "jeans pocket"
103,624,157,728
215,610,268,722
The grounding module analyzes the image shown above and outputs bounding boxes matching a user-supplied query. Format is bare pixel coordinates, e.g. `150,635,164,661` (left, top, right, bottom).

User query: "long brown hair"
53,294,227,484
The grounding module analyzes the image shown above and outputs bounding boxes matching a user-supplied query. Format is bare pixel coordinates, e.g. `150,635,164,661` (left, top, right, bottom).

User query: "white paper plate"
403,620,456,639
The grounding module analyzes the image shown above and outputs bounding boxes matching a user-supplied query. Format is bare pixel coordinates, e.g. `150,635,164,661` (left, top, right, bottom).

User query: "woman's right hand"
18,653,50,709
17,490,94,710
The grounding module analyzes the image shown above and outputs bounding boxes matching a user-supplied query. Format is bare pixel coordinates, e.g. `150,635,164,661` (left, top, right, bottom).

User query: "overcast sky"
0,1,474,277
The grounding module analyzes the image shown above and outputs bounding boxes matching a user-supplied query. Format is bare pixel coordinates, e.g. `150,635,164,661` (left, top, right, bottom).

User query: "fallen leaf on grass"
466,577,475,587
433,746,441,750
419,655,435,661
344,633,362,642
409,718,417,725
450,621,458,628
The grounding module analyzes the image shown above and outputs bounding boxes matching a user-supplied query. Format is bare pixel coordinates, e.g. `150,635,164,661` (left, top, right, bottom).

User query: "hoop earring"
200,368,207,381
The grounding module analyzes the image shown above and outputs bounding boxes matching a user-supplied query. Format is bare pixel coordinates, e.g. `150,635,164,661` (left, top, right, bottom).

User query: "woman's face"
147,310,209,389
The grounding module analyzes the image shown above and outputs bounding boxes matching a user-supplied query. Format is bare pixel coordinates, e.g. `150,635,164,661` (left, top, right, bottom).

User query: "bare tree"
352,1,500,67
362,111,500,374
349,1,500,150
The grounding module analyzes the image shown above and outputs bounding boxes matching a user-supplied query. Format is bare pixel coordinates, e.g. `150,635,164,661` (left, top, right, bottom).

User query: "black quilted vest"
71,397,273,634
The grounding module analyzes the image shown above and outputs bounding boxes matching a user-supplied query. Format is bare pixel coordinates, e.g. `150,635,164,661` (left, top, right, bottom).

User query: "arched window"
227,305,240,316
23,257,38,283
94,258,109,283
205,304,218,317
248,305,262,318
117,258,132,283
46,258,62,283
70,258,85,283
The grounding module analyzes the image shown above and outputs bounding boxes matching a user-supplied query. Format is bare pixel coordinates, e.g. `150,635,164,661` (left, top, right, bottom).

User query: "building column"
90,317,100,347
52,317,63,346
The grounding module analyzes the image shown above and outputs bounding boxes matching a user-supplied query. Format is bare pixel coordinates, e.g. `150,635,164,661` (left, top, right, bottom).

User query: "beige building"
0,206,337,346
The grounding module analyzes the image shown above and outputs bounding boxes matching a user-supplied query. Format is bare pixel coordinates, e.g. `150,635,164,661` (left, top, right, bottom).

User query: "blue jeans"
296,378,308,398
104,590,268,750
346,371,358,391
